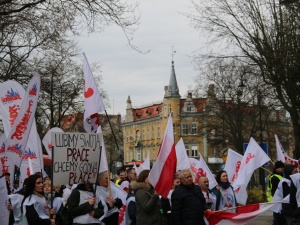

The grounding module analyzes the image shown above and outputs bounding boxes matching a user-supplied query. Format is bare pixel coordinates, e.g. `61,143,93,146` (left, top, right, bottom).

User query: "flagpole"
260,166,272,174
94,145,102,197
104,110,124,169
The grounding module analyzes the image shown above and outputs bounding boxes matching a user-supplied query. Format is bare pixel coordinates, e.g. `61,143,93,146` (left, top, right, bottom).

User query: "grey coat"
130,181,165,225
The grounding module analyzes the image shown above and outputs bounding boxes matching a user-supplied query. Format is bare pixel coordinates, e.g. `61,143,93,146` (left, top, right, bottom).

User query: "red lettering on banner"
245,153,255,164
7,144,23,157
0,144,5,154
11,100,33,140
1,156,9,174
1,94,21,103
27,167,30,176
48,143,52,150
9,104,20,127
231,161,241,182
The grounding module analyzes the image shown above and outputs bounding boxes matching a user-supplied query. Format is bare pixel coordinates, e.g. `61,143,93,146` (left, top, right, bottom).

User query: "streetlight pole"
258,90,266,192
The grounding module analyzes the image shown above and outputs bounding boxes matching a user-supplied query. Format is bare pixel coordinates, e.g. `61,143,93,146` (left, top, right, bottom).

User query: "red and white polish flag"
83,53,105,133
148,113,177,198
204,202,280,225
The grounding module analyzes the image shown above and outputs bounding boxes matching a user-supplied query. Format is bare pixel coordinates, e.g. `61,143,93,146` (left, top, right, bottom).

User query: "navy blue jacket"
171,183,207,225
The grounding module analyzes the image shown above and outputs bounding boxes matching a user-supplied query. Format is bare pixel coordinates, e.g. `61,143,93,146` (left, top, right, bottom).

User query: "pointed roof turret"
165,61,180,98
126,95,133,109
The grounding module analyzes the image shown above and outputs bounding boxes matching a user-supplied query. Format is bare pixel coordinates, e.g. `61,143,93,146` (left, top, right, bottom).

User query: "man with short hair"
97,171,123,225
120,168,136,192
266,161,285,225
198,176,217,211
171,169,208,225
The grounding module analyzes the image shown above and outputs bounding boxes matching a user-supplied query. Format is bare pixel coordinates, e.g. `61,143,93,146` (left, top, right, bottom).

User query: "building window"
152,127,154,139
126,132,128,143
191,146,198,157
182,124,189,135
142,129,145,141
147,128,150,140
130,149,133,161
164,105,168,117
187,105,192,112
126,149,129,162
130,131,133,142
185,145,189,156
152,148,155,159
177,104,180,115
191,124,197,135
169,104,172,114
136,149,141,161
157,126,160,138
147,149,150,158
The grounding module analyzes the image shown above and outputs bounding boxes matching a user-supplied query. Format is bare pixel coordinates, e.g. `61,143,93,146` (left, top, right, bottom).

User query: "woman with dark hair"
130,169,165,225
22,174,56,225
211,170,237,212
67,182,104,225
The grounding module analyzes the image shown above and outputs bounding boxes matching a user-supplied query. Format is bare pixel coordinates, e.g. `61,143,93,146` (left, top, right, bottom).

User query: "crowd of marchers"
3,160,300,225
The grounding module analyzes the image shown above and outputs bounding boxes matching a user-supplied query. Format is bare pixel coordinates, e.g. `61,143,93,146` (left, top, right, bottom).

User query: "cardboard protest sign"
51,132,102,185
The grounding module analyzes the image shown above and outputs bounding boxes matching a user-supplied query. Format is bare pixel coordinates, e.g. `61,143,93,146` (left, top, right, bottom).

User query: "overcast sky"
77,0,206,116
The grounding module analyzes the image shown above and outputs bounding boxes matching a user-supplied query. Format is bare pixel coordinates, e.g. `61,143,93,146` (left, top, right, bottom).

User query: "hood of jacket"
130,180,152,192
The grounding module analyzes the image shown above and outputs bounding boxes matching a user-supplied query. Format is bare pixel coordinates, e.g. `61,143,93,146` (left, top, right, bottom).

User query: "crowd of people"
3,160,300,225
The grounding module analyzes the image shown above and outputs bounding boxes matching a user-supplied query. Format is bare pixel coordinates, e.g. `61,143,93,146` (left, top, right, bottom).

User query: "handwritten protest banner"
51,132,102,185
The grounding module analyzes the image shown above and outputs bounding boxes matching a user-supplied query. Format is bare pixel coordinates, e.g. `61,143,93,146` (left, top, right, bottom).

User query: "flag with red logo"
204,202,280,225
0,134,7,175
83,53,105,133
223,149,249,205
233,137,270,189
148,113,177,198
224,149,243,184
275,134,298,167
3,74,41,168
42,127,64,159
189,157,217,189
175,138,190,171
0,79,43,183
110,182,127,225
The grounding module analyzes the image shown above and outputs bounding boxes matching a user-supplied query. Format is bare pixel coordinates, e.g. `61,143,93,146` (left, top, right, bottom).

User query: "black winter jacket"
171,183,207,225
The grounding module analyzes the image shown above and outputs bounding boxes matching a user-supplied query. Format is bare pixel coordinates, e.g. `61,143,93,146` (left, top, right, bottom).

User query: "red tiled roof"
133,103,162,120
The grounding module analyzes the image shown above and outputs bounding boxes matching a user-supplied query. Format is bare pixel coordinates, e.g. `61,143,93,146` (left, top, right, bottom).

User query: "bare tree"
188,0,300,158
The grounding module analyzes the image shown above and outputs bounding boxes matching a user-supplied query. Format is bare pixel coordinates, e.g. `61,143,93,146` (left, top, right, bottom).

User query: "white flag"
5,74,41,168
233,137,270,188
275,134,298,167
42,127,64,159
97,126,108,173
224,149,243,184
137,155,150,176
175,138,190,171
83,53,105,133
189,157,218,189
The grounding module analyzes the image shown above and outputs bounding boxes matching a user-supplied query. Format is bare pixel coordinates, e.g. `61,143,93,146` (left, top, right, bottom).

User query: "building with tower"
122,60,292,168
123,60,211,165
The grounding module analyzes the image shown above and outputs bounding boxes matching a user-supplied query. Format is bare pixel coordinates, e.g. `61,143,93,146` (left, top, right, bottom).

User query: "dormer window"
187,106,192,112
